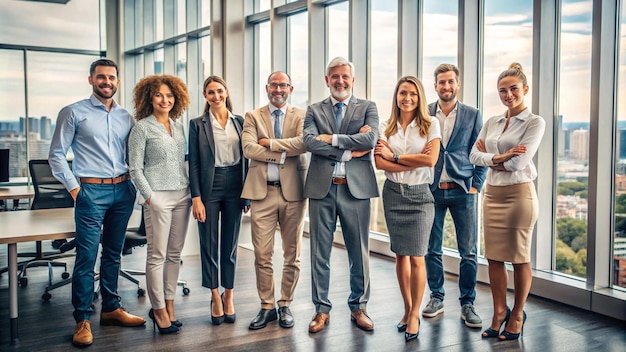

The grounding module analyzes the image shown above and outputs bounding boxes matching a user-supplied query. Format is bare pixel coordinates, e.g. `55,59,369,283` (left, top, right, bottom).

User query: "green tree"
556,217,587,247
555,239,586,277
557,181,586,197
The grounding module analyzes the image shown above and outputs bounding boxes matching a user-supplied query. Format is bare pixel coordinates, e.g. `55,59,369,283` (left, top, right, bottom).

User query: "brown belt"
332,177,347,185
438,182,459,190
267,181,281,187
79,174,131,185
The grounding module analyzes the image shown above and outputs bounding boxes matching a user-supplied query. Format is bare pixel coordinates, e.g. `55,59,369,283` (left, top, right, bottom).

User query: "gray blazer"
428,102,487,193
303,96,380,200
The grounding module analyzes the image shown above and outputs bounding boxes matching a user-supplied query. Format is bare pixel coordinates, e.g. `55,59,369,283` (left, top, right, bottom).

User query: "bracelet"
393,153,399,164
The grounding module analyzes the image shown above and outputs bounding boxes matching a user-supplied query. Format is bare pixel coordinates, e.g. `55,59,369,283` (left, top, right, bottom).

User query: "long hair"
202,75,233,114
384,76,431,139
132,75,190,121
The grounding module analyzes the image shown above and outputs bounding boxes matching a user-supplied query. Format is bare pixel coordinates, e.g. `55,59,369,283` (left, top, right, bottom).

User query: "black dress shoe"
171,320,182,328
278,306,295,328
249,308,277,330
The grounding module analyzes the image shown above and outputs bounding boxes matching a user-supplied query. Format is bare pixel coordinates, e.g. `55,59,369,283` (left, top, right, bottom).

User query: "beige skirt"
483,182,538,263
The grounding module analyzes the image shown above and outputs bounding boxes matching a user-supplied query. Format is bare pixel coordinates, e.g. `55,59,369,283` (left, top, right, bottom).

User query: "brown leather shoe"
351,309,374,331
72,320,93,346
308,312,330,333
100,307,146,327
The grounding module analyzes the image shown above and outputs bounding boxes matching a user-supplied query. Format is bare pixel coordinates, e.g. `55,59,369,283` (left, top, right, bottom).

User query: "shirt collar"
436,101,458,114
496,107,531,122
330,95,352,106
89,94,118,110
269,104,287,116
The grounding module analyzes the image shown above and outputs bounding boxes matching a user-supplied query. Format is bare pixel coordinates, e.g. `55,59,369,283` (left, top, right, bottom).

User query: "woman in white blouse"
129,75,191,334
375,76,441,343
470,63,545,340
188,76,249,326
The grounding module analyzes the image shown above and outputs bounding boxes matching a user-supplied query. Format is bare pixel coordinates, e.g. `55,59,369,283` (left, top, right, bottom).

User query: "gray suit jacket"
303,96,379,200
428,102,487,193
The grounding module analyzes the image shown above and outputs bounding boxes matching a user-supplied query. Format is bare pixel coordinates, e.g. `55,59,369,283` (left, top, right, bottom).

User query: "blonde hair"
497,62,528,87
384,76,431,139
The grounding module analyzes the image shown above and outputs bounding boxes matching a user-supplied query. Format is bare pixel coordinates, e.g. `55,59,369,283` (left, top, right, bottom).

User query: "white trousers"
143,189,191,309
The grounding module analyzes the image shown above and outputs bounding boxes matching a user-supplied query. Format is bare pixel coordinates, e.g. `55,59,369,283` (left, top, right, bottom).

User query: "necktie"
273,109,282,139
335,102,344,130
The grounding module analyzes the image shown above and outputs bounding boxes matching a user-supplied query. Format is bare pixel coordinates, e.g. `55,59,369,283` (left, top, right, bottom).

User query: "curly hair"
384,76,431,139
133,75,190,121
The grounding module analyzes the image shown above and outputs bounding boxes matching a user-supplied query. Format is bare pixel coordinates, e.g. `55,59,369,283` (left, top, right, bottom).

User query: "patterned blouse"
129,115,189,201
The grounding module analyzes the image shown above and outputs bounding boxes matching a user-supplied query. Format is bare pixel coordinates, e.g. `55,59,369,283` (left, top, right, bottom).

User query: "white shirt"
379,117,441,185
469,108,545,186
329,95,353,177
210,110,241,167
435,102,458,183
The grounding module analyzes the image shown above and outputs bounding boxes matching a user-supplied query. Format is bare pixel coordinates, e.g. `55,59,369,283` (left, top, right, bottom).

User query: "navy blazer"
428,102,487,193
188,112,249,205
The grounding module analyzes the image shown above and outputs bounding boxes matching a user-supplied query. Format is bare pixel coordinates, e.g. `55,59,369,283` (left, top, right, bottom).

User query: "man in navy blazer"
423,64,487,328
303,57,379,333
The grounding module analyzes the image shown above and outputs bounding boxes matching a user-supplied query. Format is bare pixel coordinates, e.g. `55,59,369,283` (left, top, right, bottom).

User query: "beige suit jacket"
241,104,308,202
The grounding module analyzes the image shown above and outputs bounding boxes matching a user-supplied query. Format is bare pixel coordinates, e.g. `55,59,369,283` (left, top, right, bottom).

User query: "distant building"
40,116,51,140
570,128,589,161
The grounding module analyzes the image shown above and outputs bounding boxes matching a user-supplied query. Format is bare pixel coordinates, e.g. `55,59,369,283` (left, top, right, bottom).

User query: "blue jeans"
425,187,478,306
72,181,136,322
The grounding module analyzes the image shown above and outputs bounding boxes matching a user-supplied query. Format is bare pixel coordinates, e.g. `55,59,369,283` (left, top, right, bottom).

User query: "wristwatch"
393,153,399,164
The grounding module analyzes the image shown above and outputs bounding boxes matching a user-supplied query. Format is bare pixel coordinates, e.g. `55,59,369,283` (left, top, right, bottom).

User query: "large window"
256,21,271,107
326,2,349,63
422,0,458,104
556,0,593,280
481,0,533,120
288,12,309,108
369,0,398,234
614,0,626,289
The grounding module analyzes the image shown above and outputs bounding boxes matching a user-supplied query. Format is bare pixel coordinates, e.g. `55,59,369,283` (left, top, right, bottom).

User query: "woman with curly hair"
188,76,249,326
374,76,440,343
129,75,191,334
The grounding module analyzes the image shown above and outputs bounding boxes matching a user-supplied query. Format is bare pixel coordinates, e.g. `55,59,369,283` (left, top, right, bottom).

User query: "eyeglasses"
268,83,291,89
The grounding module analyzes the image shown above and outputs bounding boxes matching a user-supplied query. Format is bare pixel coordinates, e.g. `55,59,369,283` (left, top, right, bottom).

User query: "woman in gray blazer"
129,75,191,334
188,76,249,325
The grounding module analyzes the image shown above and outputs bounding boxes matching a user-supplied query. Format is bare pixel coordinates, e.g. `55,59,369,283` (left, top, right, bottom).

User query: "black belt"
267,181,281,187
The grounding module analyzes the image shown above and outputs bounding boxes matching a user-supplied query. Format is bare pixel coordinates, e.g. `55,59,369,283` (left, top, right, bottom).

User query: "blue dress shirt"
49,94,135,191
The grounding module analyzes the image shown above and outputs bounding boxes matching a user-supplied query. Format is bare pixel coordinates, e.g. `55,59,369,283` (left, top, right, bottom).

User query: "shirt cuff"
341,150,352,162
279,152,286,164
332,134,339,147
269,139,273,149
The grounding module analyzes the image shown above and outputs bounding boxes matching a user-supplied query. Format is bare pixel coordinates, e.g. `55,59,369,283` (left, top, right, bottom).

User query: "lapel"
283,105,295,138
447,102,463,146
321,98,337,133
231,115,243,140
201,112,216,156
260,105,274,138
340,96,358,133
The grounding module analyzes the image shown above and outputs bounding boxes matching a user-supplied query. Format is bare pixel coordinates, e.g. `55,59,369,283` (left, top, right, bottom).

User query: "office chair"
20,159,75,300
94,208,190,299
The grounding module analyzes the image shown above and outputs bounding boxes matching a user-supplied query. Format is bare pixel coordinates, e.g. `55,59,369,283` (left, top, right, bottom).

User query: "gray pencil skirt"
382,179,435,257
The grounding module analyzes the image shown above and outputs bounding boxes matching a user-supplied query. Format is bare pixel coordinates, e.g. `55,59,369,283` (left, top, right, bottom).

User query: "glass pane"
177,0,187,34
482,0,533,120
370,0,398,234
288,12,309,108
613,0,626,289
422,0,458,104
0,50,26,179
201,36,211,79
327,2,349,62
0,0,102,51
257,22,272,107
556,0,592,280
156,0,164,41
155,48,164,74
257,0,271,12
201,0,211,26
176,43,187,82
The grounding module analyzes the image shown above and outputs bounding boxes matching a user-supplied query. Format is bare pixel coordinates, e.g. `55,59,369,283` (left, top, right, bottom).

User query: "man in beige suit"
242,71,308,330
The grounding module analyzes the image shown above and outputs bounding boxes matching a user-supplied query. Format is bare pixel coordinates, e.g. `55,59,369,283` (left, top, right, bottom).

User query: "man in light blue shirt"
49,59,145,347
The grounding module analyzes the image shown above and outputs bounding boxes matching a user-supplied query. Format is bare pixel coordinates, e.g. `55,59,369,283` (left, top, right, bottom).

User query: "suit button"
331,163,335,166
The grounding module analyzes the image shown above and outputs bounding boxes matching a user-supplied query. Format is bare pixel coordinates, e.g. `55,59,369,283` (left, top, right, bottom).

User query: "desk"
0,208,75,345
0,185,35,201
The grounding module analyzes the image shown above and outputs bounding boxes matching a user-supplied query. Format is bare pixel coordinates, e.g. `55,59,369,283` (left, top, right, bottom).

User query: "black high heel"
404,318,420,342
222,293,236,323
171,320,183,327
397,322,407,332
499,310,526,340
482,307,511,338
211,298,225,325
148,309,179,334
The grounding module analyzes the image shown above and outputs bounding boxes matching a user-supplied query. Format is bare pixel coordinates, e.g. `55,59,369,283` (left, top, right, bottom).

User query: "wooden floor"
1,217,625,351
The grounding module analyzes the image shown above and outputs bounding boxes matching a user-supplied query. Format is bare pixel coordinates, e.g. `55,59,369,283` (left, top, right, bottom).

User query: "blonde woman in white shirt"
129,75,191,334
470,63,545,341
375,76,441,343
